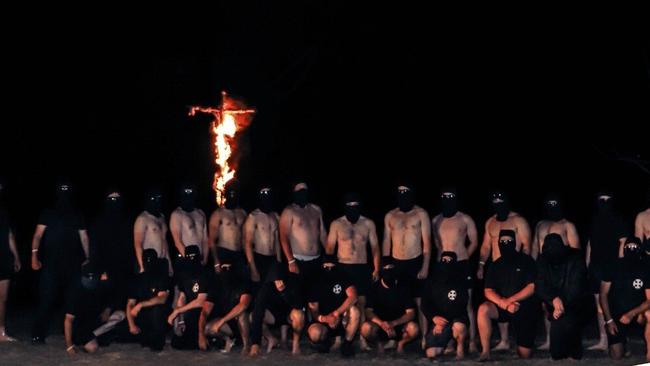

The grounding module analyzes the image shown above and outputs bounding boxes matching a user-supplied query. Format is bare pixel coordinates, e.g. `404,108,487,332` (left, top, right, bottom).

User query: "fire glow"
189,91,255,206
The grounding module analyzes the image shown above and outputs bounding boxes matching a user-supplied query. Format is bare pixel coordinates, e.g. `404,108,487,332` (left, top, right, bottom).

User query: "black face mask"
180,191,196,212
344,205,361,224
542,235,568,264
105,195,123,214
596,197,613,213
380,267,397,288
499,237,517,260
493,202,509,221
623,244,642,264
544,201,564,222
441,195,458,218
145,195,162,217
397,189,414,212
258,189,273,214
55,185,73,211
224,189,239,210
293,189,308,208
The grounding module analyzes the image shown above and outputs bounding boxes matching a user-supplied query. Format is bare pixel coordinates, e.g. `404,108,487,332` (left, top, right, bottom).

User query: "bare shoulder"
309,203,323,214
432,213,443,225
281,205,295,218
385,208,399,222
511,212,529,225
638,209,650,219
414,206,429,218
171,207,184,217
361,216,376,229
458,211,474,224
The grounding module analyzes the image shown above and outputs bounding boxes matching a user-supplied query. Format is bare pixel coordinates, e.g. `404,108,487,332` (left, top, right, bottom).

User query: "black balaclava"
81,262,100,291
343,192,361,224
440,188,458,218
55,181,73,211
543,194,564,222
292,182,309,208
491,191,510,222
623,237,643,265
257,186,273,214
224,185,239,210
105,190,124,215
179,245,202,278
380,256,397,288
596,191,614,214
180,184,197,212
542,233,568,265
397,184,415,213
498,229,517,260
142,249,159,273
439,251,459,280
145,189,163,217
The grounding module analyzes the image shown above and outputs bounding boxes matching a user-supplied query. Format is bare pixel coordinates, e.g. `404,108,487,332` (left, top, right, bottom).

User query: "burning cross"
189,91,255,206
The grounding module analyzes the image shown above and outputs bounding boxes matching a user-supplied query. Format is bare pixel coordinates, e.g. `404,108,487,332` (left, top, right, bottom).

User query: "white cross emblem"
633,279,643,290
333,284,342,294
192,282,200,293
448,290,457,301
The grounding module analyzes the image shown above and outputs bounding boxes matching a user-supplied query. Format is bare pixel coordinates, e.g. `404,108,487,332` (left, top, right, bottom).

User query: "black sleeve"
250,283,272,346
198,273,210,294
564,258,589,308
534,259,557,304
420,285,437,321
522,256,537,285
401,287,416,311
484,264,498,290
37,210,51,226
127,279,139,301
601,262,615,282
64,283,81,316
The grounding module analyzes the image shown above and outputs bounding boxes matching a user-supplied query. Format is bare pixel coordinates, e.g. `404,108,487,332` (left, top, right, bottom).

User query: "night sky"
1,5,649,301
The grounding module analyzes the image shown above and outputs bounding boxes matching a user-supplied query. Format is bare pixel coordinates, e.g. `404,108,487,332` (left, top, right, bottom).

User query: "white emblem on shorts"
633,279,643,290
333,284,342,294
192,283,199,293
448,290,457,301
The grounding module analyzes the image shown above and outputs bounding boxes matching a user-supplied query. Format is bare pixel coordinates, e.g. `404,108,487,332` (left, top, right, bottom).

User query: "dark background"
0,4,649,304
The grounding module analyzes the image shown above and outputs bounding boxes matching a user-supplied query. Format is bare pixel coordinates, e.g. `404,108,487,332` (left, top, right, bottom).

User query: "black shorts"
338,263,372,296
377,323,405,341
254,253,276,282
393,255,423,298
426,322,453,349
457,259,474,286
295,256,322,302
588,265,606,294
495,300,540,349
268,304,292,327
73,318,97,346
0,257,14,281
606,317,644,346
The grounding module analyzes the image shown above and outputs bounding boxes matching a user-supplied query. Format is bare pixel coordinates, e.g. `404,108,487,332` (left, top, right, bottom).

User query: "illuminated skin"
134,212,170,273
327,215,380,269
209,206,247,267
382,206,431,268
635,208,650,243
243,209,281,281
432,212,479,261
279,184,327,274
170,208,209,264
532,219,580,259
477,212,531,276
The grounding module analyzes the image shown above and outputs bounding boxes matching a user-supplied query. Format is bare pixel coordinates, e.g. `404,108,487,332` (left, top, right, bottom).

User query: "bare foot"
538,340,550,351
0,334,17,342
221,338,236,353
444,343,455,355
359,337,372,351
492,340,510,351
396,341,405,354
330,337,342,352
249,344,261,357
478,352,491,362
455,344,465,360
586,340,607,351
291,344,301,356
266,336,278,353
384,340,396,350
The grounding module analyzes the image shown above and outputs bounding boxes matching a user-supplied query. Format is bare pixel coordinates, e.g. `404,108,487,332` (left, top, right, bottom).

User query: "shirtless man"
532,194,580,259
326,193,380,350
532,194,580,350
209,184,247,273
635,189,650,247
170,184,208,264
279,182,327,301
431,188,479,352
244,186,281,284
134,190,171,274
382,184,431,349
477,191,531,352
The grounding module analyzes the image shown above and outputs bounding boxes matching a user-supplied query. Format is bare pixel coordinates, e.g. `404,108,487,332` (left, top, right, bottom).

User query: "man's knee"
517,346,533,359
405,321,419,337
644,309,650,323
308,324,327,343
290,309,305,329
477,302,493,319
361,322,378,341
452,322,467,338
348,305,360,321
84,339,99,353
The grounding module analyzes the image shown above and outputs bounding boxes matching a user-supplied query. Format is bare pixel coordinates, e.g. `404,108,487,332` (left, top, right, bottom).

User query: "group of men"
1,179,649,362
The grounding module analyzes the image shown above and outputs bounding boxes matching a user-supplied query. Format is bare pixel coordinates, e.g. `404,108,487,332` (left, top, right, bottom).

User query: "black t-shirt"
38,208,86,267
176,270,210,302
366,281,414,321
603,259,650,317
0,209,14,267
64,280,103,322
309,268,353,315
89,212,134,280
589,213,627,267
485,253,536,299
422,264,471,322
128,272,171,303
207,274,251,316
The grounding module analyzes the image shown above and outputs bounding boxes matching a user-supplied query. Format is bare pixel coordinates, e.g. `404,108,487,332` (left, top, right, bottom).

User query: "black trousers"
550,313,584,360
171,308,201,350
31,265,79,339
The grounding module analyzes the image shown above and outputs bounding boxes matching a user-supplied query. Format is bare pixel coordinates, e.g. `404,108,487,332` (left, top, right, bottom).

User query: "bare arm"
279,208,294,261
585,240,591,267
172,294,208,317
635,213,644,241
325,221,338,255
169,211,185,257
133,216,146,272
137,291,169,308
31,224,46,270
243,215,258,279
531,223,541,260
599,281,614,323
201,212,209,265
274,214,281,262
79,230,90,262
418,209,432,278
484,288,507,309
431,217,442,260
506,283,535,304
622,289,650,319
465,214,479,257
382,213,392,256
208,211,221,267
516,217,532,255
368,220,380,279
332,286,358,316
64,314,75,350
389,307,416,327
566,222,580,249
9,230,20,271
318,210,327,250
479,221,492,264
219,294,252,324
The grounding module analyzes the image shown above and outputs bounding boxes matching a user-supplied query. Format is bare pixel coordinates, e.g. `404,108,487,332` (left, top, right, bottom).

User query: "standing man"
209,184,247,273
0,181,20,342
31,181,90,344
134,189,171,274
170,184,208,264
244,186,281,284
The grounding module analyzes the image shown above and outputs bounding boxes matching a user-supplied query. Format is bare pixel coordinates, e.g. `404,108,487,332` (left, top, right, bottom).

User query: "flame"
189,91,255,206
